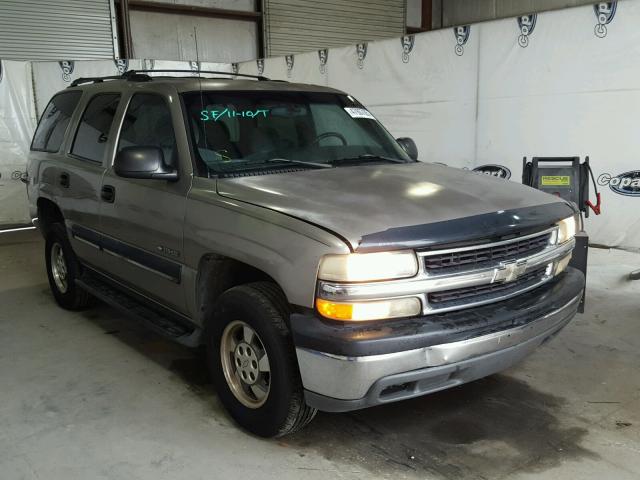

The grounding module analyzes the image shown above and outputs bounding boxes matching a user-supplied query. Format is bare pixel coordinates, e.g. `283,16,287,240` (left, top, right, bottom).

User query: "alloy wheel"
50,242,68,293
220,320,271,408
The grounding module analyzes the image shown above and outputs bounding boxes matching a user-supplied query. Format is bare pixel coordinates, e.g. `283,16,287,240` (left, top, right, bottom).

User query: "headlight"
556,214,578,244
318,250,418,282
316,297,422,321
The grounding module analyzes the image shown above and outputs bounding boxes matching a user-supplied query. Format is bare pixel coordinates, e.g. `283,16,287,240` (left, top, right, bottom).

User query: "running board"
76,272,201,347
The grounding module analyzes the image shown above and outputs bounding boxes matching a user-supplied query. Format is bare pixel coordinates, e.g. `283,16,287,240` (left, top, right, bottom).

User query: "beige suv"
27,70,585,437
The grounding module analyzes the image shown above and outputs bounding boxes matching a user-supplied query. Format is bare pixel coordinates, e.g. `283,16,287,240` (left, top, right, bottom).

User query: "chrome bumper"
296,291,582,412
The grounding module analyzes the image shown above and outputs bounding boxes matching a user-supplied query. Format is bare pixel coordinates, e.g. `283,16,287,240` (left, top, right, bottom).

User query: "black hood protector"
356,202,576,253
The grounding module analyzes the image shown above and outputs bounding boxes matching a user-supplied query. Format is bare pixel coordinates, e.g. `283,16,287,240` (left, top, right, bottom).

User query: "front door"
98,91,190,313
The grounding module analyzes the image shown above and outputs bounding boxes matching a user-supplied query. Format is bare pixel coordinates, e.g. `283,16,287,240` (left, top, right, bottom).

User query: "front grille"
428,266,549,307
423,233,551,274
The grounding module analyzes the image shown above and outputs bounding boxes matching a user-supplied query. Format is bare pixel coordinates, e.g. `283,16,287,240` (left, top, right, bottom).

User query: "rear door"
33,91,121,267
98,89,190,313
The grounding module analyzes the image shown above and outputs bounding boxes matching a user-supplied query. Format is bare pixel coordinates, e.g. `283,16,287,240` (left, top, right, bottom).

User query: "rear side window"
118,94,177,167
71,93,121,163
31,91,82,152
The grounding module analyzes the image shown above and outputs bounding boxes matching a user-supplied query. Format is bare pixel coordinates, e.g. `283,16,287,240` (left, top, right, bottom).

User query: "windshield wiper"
328,154,408,165
265,158,332,169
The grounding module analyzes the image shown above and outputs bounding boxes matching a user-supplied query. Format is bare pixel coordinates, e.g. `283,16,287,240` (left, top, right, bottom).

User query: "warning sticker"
344,107,376,120
540,175,571,187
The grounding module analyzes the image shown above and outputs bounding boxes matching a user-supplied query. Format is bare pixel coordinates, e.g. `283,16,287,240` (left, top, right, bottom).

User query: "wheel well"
37,198,64,238
196,254,283,328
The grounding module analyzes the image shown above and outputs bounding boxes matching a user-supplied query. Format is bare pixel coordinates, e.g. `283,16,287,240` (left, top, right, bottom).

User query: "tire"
207,282,317,437
45,222,92,310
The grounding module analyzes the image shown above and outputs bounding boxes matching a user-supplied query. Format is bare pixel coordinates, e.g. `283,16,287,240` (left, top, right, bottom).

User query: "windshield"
182,90,411,176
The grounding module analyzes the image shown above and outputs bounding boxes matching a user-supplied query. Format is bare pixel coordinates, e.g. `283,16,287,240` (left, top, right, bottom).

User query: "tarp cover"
3,0,640,250
0,61,35,227
0,59,229,228
237,0,640,250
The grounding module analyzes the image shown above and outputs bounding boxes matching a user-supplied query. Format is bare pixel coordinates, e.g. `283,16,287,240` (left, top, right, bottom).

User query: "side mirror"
396,137,418,161
114,146,178,181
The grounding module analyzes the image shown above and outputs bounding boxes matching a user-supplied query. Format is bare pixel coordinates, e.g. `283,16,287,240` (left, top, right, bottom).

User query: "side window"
118,94,177,166
71,93,121,163
31,91,82,152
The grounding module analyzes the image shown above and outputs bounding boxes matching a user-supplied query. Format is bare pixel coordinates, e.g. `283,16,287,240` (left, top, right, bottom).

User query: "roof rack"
69,69,271,87
123,69,271,81
70,75,124,87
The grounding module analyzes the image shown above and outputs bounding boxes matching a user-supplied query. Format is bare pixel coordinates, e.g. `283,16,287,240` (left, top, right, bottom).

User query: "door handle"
59,173,70,188
101,185,115,203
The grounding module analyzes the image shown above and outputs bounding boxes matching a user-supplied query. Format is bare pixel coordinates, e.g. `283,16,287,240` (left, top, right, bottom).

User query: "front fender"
183,178,350,316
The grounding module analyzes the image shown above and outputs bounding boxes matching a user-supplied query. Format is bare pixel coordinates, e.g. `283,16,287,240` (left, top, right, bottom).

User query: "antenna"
194,26,210,177
194,26,203,104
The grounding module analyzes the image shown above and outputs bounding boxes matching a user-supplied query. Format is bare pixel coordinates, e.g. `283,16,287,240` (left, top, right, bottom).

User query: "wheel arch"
196,253,288,332
37,197,64,238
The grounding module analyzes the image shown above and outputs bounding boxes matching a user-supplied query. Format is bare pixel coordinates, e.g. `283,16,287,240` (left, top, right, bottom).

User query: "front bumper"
291,267,585,412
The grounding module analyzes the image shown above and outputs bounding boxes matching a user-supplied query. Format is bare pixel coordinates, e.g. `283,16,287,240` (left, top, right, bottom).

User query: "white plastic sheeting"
0,58,231,228
0,61,36,227
3,1,640,249
236,36,478,170
475,2,640,249
32,59,232,117
237,0,640,250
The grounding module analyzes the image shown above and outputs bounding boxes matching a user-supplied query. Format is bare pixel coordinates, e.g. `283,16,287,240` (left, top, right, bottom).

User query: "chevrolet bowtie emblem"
493,260,528,283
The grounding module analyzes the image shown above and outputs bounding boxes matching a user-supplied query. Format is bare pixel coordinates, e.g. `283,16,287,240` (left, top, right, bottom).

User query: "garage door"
0,0,116,60
263,0,406,57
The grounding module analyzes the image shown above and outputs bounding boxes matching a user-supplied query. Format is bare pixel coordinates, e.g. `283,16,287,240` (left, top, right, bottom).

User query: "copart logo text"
473,164,512,180
598,171,640,196
517,14,537,47
594,2,617,38
401,35,415,63
356,43,367,69
318,49,328,74
285,55,294,78
454,26,470,56
59,61,74,82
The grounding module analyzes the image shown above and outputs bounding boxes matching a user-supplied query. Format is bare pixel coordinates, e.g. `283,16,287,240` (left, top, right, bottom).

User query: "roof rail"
122,69,271,81
68,69,272,88
69,75,124,87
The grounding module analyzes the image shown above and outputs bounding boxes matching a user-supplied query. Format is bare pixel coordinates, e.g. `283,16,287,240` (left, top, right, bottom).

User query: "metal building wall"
433,0,600,28
128,11,258,62
263,0,406,57
0,0,116,60
126,0,259,63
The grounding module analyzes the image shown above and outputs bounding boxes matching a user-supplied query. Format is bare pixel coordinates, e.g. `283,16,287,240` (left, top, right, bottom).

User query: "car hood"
216,162,574,251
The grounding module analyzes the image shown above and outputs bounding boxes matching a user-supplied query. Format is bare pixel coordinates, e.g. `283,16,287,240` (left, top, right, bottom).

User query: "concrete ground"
1,230,639,480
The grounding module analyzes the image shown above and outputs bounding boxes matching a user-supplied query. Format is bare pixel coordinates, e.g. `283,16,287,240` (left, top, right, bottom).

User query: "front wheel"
207,282,317,437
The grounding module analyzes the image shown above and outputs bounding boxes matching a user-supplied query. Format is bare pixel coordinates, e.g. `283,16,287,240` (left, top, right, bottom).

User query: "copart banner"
239,0,640,250
475,1,640,249
0,61,36,228
0,59,230,228
32,59,231,116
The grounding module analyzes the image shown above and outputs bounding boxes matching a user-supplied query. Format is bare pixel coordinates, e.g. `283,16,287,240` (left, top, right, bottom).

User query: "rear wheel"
45,223,92,310
207,282,317,437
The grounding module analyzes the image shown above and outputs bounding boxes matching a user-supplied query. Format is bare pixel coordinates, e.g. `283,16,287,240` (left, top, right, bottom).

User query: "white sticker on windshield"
344,107,376,120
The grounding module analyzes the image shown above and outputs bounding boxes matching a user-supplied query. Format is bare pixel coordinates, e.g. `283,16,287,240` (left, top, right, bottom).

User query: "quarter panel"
31,153,105,264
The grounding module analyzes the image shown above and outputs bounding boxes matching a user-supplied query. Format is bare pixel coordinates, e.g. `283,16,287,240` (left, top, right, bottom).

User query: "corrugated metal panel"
0,0,116,60
263,0,406,57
